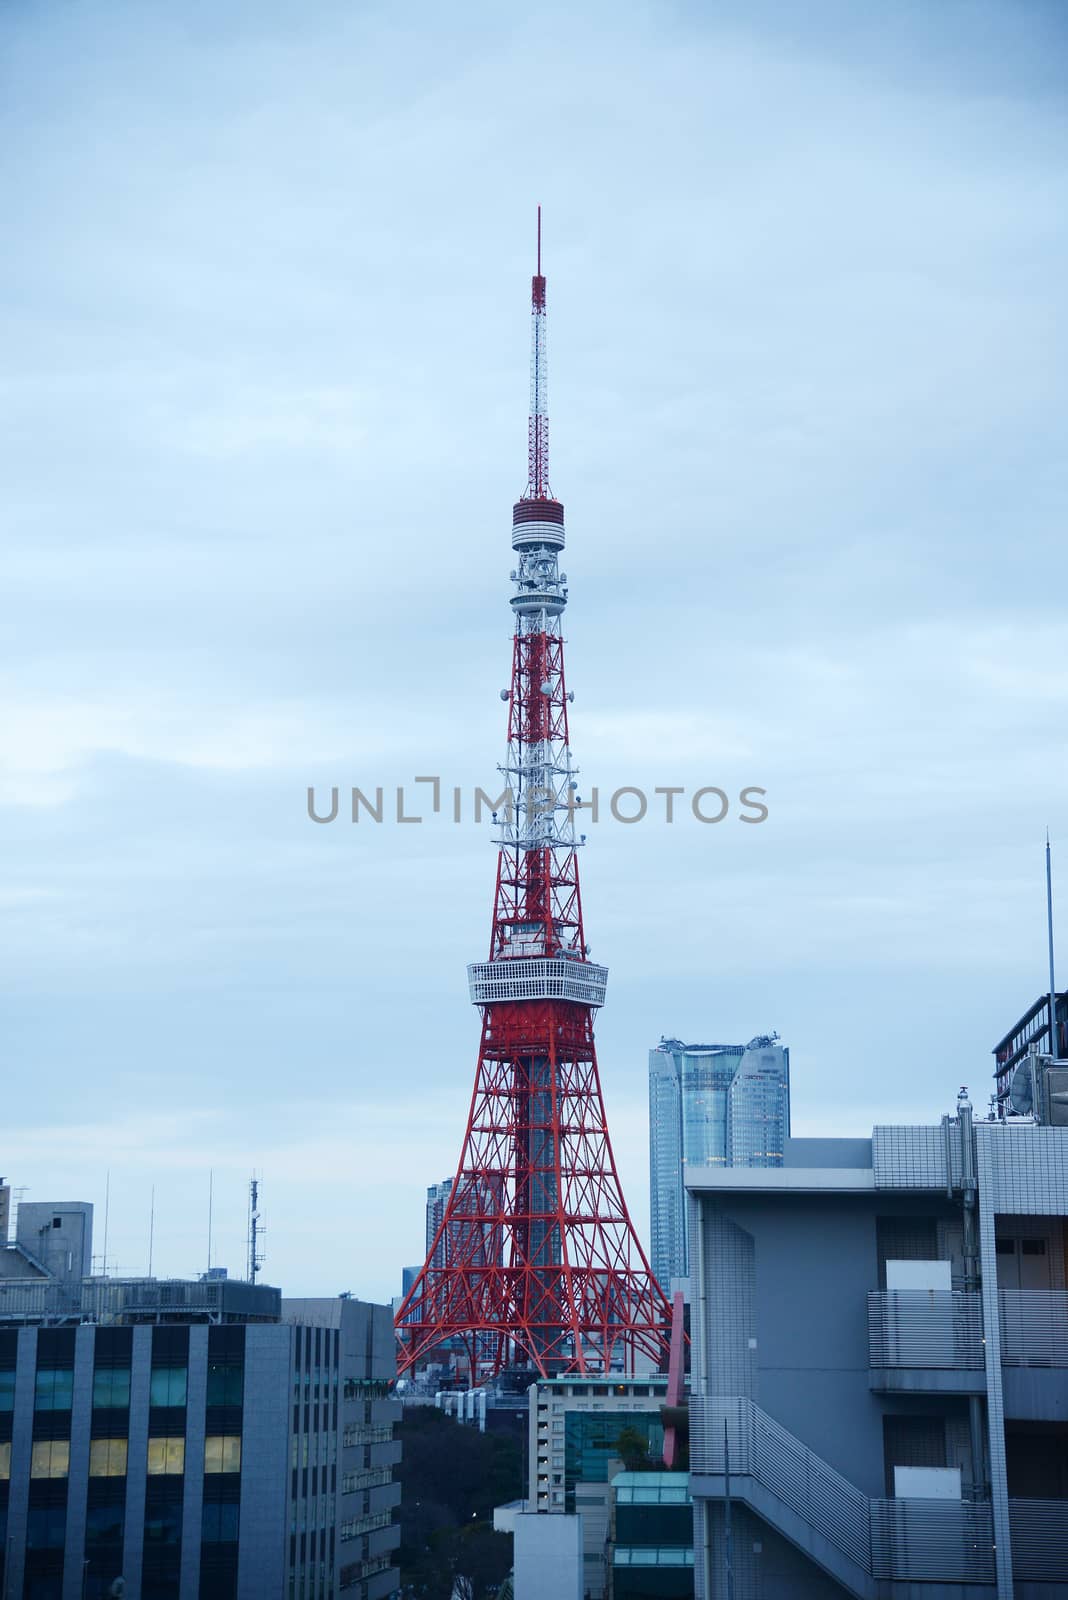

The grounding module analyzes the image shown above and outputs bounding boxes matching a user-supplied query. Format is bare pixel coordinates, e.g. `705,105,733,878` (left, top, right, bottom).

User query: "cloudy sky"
3,0,1067,1301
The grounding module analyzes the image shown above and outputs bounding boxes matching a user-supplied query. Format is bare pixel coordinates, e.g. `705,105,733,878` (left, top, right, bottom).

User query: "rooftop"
0,1274,282,1326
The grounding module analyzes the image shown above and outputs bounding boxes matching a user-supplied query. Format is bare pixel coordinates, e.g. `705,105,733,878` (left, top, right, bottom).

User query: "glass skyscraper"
648,1036,790,1291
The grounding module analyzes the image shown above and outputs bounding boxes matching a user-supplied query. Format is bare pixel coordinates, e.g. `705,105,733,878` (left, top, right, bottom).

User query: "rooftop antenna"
102,1170,111,1278
148,1185,156,1278
1047,831,1058,1059
247,1175,265,1284
207,1170,214,1275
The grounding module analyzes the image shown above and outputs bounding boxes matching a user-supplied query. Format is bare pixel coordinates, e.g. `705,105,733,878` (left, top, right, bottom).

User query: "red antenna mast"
396,216,670,1380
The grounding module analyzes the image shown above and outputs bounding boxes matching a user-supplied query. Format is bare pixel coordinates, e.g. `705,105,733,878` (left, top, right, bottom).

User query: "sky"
2,0,1067,1302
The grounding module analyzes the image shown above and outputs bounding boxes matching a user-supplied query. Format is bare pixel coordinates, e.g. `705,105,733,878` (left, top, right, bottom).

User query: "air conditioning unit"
1042,1066,1068,1127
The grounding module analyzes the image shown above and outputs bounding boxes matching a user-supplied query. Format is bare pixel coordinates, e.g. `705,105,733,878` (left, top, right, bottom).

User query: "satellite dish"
1009,1059,1034,1116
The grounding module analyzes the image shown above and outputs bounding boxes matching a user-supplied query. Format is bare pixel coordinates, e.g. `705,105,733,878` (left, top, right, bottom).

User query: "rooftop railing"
0,1276,281,1325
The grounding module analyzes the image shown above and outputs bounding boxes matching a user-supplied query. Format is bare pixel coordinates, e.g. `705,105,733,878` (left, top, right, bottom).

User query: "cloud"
1,0,1066,1302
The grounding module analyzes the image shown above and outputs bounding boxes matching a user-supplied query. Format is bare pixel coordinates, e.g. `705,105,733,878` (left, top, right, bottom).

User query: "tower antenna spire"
526,205,550,499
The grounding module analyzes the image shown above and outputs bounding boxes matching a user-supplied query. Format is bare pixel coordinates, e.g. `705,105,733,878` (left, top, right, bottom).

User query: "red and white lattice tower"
395,212,671,1379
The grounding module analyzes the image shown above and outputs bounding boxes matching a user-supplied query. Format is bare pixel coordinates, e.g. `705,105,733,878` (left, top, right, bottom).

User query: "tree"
615,1424,654,1473
397,1406,522,1599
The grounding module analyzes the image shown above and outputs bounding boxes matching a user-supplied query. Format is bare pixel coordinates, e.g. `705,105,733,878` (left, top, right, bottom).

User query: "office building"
648,1037,789,1290
0,1263,400,1600
686,1094,1068,1598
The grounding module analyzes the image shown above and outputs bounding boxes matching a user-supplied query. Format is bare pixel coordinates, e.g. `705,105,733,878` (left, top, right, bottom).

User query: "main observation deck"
468,956,608,1008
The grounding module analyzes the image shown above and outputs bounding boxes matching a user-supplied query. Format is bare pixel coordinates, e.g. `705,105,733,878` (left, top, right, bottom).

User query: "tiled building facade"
0,1283,400,1600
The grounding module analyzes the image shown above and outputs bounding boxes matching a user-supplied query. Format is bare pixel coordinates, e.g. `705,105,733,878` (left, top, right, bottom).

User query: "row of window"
23,1499,242,1551
0,1435,242,1480
1,1362,244,1413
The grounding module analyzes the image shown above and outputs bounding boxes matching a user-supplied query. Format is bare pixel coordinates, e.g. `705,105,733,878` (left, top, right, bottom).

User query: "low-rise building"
687,1095,1068,1599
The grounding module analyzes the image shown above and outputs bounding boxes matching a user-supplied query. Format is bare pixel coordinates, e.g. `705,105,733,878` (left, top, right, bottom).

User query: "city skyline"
4,0,1068,1304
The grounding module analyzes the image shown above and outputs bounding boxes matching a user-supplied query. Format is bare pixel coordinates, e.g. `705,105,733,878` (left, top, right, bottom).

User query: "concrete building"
0,1275,400,1600
649,1037,789,1291
528,1375,669,1599
493,1499,583,1600
686,1096,1068,1599
0,1203,94,1284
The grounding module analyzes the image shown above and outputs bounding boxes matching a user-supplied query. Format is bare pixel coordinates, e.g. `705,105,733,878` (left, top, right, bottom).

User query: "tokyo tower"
395,213,671,1379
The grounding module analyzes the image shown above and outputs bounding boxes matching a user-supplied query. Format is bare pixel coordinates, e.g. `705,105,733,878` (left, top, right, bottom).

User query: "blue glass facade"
649,1038,789,1290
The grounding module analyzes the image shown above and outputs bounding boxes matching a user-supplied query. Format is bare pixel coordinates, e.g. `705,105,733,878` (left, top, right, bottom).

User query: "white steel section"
468,957,608,1008
495,614,581,858
512,520,565,551
510,546,567,614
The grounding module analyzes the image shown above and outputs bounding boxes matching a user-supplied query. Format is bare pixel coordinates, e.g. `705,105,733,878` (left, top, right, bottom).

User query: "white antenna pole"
1047,832,1058,1058
102,1171,111,1278
148,1185,156,1278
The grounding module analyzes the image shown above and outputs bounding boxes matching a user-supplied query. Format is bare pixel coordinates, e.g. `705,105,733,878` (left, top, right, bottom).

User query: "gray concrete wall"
238,1324,290,1600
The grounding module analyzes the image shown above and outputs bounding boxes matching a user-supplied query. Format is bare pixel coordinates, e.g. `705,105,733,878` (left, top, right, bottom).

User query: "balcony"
867,1291,985,1392
1009,1498,1068,1582
999,1289,1068,1366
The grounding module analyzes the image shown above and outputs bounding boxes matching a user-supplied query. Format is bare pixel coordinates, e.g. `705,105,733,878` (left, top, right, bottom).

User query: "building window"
0,1441,10,1479
34,1369,74,1411
202,1501,240,1542
25,1504,66,1549
143,1499,183,1545
204,1436,241,1474
206,1363,243,1407
146,1437,185,1475
0,1371,15,1411
85,1502,125,1547
89,1439,129,1477
93,1367,132,1409
149,1367,187,1408
30,1440,70,1479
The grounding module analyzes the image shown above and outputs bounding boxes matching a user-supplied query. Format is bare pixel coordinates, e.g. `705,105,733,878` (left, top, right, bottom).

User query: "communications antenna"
247,1176,265,1283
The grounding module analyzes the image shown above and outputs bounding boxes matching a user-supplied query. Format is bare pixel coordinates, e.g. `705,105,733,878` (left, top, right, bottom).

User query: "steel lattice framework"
395,213,670,1379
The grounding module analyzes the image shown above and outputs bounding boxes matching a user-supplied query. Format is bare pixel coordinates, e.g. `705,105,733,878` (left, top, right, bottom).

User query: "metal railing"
867,1291,984,1370
870,1498,994,1582
341,1465,394,1495
999,1290,1068,1367
1009,1498,1068,1580
342,1422,393,1446
691,1396,996,1585
0,1276,281,1325
690,1396,870,1570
